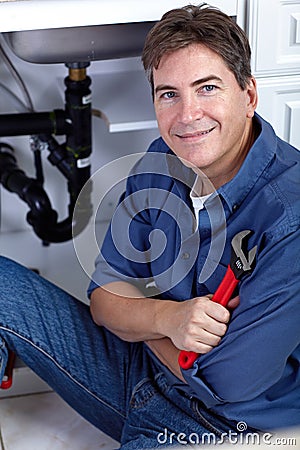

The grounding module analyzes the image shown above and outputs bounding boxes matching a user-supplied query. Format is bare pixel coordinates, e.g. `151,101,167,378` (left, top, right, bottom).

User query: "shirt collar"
217,113,276,213
162,113,277,211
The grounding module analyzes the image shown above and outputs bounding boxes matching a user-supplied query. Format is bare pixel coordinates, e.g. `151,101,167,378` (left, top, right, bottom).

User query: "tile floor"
0,389,119,450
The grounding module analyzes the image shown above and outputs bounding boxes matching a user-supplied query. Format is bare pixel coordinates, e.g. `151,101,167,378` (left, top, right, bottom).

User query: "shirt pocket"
197,257,229,297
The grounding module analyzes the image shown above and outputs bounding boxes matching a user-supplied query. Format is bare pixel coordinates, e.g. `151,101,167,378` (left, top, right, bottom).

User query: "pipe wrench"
178,229,257,370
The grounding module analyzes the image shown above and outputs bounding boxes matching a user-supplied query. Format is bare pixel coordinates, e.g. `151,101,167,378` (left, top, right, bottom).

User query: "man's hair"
142,3,252,92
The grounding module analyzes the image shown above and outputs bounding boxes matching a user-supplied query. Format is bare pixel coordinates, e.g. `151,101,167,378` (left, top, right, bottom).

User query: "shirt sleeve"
182,228,300,406
87,185,155,297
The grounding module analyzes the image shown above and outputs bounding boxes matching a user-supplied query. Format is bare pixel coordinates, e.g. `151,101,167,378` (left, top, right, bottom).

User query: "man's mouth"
176,126,216,139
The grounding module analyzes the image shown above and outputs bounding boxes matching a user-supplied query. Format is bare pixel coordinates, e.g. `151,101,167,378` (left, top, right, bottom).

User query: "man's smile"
174,126,216,140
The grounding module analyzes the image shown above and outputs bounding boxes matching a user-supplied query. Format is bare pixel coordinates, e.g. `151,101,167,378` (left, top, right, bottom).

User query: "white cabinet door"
256,75,300,149
248,0,300,76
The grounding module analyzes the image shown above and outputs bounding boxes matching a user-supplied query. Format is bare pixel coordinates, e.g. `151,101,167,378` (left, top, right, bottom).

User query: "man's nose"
178,95,204,124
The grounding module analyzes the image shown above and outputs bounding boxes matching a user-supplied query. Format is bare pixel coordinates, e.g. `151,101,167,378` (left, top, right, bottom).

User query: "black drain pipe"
0,62,93,243
0,110,67,137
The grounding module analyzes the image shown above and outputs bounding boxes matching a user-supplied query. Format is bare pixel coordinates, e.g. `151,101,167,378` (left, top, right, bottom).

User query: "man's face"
153,43,257,187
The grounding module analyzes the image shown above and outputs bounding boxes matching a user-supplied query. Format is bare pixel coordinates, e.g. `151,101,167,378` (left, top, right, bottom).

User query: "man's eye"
162,91,176,99
202,85,216,93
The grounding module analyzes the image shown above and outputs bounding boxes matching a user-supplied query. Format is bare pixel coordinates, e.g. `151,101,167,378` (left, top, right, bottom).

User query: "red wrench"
0,350,16,389
178,229,257,370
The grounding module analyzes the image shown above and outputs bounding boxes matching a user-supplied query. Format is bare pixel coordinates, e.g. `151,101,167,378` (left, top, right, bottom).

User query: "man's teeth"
178,127,214,138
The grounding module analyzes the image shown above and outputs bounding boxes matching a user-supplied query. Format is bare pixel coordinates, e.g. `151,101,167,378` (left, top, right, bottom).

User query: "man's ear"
246,77,258,118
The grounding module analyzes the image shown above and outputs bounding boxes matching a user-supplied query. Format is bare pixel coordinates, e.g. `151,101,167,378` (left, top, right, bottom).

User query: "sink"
0,0,237,65
2,21,155,64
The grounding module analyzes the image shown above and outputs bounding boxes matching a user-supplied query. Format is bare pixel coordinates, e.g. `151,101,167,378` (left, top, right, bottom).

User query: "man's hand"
146,296,239,380
91,281,239,356
157,295,238,354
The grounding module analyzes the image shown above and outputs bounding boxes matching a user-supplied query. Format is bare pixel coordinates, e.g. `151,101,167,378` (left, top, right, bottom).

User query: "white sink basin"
0,0,238,64
2,22,155,64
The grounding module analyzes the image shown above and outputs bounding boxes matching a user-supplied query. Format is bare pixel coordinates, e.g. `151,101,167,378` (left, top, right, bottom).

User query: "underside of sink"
2,21,155,64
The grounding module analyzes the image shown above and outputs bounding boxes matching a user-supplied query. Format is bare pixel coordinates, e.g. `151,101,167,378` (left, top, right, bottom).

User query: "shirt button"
181,252,190,260
233,204,238,212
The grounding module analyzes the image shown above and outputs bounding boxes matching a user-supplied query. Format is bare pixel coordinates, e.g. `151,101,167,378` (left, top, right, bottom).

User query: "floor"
0,389,119,450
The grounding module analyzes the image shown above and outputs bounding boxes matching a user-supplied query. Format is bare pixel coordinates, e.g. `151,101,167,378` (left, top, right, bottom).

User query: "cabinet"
248,0,300,148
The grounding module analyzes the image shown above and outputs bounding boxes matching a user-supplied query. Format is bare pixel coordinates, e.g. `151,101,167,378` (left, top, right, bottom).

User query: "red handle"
1,350,16,389
178,349,199,370
178,265,239,369
211,265,239,306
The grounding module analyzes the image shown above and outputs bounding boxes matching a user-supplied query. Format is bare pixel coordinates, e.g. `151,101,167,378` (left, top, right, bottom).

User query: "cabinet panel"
256,76,300,148
286,99,300,148
249,0,300,76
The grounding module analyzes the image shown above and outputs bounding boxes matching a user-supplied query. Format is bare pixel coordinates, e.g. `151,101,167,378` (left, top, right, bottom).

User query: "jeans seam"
129,377,156,410
0,326,126,420
192,399,224,437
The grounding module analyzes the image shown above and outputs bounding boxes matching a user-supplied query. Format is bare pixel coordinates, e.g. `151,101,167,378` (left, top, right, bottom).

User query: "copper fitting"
68,67,87,82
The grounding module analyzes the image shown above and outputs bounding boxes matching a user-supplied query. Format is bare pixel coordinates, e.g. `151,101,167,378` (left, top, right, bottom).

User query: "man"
0,4,299,448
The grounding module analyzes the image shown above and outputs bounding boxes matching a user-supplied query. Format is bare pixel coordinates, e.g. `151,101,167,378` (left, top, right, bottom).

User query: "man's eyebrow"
154,84,176,95
192,75,223,87
154,75,223,96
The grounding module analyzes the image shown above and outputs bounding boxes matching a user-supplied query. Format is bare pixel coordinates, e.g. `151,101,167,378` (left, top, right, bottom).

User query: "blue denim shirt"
88,114,300,431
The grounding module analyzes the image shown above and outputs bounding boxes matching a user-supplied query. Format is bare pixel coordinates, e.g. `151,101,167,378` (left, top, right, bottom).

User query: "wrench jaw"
230,230,257,280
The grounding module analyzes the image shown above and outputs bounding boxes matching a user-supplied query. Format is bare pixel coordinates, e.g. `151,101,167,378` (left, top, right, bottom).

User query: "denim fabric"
0,256,236,448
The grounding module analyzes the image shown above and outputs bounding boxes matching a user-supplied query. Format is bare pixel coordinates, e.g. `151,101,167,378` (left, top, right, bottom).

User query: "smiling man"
89,3,300,442
0,4,299,449
152,43,258,188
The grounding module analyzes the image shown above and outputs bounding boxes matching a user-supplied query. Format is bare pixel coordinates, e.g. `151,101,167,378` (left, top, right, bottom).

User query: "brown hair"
142,3,252,92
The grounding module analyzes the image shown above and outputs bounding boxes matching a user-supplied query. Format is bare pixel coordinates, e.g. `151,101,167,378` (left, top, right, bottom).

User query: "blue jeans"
0,256,235,448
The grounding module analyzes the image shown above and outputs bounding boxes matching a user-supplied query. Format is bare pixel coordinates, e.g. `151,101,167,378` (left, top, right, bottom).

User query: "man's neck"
206,118,258,190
